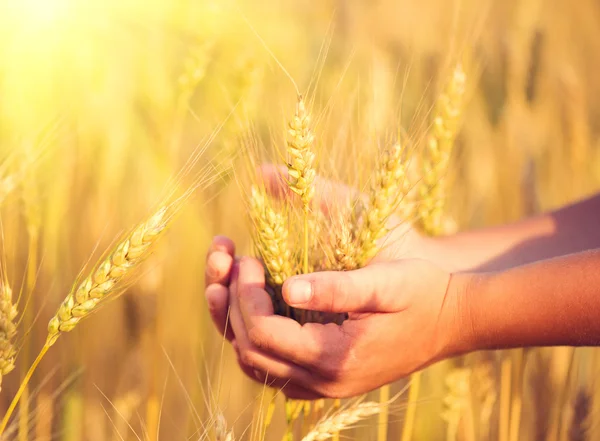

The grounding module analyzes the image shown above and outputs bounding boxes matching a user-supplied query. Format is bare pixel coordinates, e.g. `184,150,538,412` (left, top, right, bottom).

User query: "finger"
235,344,320,390
205,236,236,287
205,251,235,286
232,342,322,400
205,283,234,341
258,164,361,214
208,235,236,256
254,374,323,401
282,262,405,313
237,279,349,374
230,259,318,385
236,257,324,367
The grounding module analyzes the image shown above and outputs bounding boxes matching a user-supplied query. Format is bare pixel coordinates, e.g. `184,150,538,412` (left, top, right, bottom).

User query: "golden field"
0,0,600,440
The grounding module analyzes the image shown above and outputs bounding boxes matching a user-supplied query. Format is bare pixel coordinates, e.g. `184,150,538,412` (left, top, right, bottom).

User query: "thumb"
282,262,404,313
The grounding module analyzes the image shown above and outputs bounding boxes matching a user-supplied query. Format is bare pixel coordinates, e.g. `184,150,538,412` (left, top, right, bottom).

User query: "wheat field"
1,0,600,440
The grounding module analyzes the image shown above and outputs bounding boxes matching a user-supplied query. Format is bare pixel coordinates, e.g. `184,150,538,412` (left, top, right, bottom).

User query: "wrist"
436,271,485,359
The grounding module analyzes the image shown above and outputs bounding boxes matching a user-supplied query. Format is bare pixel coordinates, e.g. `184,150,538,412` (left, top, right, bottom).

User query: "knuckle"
331,273,352,311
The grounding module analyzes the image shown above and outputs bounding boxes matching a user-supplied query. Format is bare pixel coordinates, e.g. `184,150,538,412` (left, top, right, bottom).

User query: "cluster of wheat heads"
243,60,467,441
247,97,411,326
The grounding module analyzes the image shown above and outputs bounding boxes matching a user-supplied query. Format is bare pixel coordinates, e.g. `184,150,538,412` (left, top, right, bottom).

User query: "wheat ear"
419,63,466,236
358,142,407,265
0,277,17,392
301,401,384,441
249,186,295,287
287,95,316,209
287,94,316,293
47,206,168,346
332,219,359,271
0,206,169,436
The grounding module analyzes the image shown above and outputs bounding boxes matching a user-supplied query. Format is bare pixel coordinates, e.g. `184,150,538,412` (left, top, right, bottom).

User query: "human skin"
204,165,600,399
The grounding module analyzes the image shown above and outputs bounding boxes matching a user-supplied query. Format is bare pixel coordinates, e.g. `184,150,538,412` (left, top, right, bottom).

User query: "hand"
225,255,474,399
203,164,464,397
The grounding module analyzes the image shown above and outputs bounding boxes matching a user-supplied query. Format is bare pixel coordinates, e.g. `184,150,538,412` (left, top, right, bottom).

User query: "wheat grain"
0,278,17,391
46,206,169,346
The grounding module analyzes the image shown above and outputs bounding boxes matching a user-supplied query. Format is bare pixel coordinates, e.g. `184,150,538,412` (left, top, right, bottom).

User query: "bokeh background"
1,0,600,440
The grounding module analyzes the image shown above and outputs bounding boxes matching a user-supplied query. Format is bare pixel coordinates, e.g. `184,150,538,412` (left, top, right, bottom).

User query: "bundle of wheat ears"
248,61,466,325
246,61,466,441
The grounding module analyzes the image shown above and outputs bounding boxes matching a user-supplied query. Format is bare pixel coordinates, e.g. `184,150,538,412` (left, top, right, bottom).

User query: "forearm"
428,194,600,272
465,249,600,352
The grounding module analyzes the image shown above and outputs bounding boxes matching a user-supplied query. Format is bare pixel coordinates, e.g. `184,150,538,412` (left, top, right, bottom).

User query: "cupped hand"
203,164,466,398
223,255,473,399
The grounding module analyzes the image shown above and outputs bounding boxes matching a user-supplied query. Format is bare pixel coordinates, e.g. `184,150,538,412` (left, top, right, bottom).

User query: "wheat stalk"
301,400,383,441
473,362,497,441
0,277,17,392
442,368,473,441
568,389,591,441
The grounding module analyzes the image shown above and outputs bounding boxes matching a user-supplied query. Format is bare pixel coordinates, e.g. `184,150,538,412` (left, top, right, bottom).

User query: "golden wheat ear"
286,95,317,209
419,62,467,236
46,205,169,347
358,141,408,265
248,185,296,317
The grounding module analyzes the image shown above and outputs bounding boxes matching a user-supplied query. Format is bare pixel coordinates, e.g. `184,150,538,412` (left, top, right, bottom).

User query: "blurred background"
1,0,600,440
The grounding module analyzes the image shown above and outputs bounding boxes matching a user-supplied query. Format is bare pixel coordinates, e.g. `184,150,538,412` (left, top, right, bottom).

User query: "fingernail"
206,253,220,278
287,279,312,304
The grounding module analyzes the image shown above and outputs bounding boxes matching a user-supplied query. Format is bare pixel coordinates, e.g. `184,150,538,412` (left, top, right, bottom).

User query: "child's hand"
225,255,474,399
